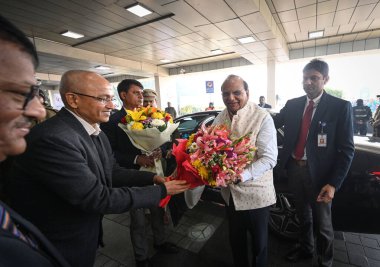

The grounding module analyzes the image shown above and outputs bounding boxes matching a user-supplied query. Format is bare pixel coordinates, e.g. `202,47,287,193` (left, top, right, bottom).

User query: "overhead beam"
72,13,175,47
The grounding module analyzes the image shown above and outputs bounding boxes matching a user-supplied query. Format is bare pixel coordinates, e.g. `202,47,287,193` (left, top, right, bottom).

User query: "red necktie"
294,100,314,160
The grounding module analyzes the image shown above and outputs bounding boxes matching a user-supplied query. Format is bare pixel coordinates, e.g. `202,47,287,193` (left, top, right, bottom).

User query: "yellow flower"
208,180,217,187
131,122,144,130
127,109,146,122
151,112,164,119
192,159,202,169
186,134,195,148
198,166,209,180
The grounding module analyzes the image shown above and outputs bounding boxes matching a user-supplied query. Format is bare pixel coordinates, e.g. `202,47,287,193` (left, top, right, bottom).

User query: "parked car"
173,111,380,239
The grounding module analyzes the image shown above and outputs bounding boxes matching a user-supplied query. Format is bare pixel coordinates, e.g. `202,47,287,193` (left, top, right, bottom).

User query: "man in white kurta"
215,74,277,267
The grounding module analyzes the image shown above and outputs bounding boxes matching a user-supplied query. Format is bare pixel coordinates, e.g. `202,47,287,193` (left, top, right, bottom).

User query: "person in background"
8,71,189,267
102,79,180,267
353,98,372,136
143,89,158,107
0,14,70,267
165,101,177,119
214,74,277,267
273,59,354,267
205,102,215,111
372,94,380,138
258,96,272,109
31,89,58,126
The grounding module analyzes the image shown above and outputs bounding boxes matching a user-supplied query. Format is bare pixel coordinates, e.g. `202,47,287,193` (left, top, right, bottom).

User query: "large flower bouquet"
118,106,179,153
118,106,179,177
172,124,256,188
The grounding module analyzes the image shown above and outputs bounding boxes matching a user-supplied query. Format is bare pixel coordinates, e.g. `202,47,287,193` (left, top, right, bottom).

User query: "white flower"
151,119,165,127
189,142,198,152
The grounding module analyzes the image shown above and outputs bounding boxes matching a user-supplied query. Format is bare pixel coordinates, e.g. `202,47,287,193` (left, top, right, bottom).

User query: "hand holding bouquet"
172,124,256,188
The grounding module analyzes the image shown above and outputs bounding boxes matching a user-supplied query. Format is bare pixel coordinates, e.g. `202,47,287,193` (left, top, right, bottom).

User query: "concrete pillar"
267,59,276,108
154,74,162,108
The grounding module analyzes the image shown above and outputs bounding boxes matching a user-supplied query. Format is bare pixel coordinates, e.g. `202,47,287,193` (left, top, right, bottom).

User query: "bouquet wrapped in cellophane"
118,106,179,176
173,124,257,188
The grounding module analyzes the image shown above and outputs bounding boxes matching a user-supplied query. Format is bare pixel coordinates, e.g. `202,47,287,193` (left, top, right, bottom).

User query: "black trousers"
226,196,269,267
287,159,334,267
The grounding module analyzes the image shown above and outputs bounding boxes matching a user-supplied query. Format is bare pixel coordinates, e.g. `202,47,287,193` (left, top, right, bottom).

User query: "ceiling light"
237,36,256,44
125,3,152,17
309,30,324,39
94,65,110,70
160,59,171,63
211,49,223,55
60,30,84,39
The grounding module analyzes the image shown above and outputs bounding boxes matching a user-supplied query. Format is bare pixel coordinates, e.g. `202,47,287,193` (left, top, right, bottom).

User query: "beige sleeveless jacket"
214,102,276,210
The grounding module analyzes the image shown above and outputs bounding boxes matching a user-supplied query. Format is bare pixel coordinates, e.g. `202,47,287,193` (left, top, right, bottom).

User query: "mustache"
15,118,32,129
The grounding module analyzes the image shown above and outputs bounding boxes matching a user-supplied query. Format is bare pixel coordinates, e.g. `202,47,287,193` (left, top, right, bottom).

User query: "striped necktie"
0,204,38,249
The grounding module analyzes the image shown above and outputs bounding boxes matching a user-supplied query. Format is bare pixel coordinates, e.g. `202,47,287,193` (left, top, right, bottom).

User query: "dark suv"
174,111,380,239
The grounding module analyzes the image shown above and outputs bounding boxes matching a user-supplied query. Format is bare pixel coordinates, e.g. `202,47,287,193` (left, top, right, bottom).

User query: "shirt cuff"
133,155,139,165
240,169,254,182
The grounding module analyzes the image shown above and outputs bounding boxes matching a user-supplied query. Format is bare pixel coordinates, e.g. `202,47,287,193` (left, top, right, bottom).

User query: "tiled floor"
95,201,380,267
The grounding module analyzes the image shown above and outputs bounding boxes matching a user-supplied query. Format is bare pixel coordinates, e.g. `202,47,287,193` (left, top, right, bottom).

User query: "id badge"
318,134,327,147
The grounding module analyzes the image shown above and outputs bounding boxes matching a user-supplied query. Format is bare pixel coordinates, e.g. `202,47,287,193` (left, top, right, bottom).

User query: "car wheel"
269,192,300,240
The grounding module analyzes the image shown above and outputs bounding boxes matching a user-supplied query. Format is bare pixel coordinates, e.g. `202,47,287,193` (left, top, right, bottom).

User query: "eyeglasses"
71,92,116,104
23,85,40,109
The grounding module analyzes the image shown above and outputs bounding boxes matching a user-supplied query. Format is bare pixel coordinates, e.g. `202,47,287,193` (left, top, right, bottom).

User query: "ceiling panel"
0,0,380,79
225,0,260,16
241,13,272,33
350,4,376,23
272,0,296,12
333,8,355,26
336,0,358,11
185,0,235,23
282,20,301,34
317,0,338,15
215,18,252,38
338,23,356,34
297,4,317,19
296,0,317,8
278,9,297,22
317,13,335,28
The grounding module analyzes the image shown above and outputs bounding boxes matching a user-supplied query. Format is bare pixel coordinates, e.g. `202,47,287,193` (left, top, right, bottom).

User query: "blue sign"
206,81,214,93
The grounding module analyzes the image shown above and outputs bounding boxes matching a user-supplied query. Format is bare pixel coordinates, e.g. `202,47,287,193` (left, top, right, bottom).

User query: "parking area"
95,201,380,267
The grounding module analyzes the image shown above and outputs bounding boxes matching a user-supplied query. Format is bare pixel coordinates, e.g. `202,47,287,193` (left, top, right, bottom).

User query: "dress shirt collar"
64,107,101,136
306,91,323,107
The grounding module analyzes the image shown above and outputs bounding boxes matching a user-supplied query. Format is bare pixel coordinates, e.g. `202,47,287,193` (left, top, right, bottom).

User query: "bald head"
60,70,114,126
60,70,110,106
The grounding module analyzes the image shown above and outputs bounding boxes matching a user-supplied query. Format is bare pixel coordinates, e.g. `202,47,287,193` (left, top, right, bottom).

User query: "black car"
173,111,380,240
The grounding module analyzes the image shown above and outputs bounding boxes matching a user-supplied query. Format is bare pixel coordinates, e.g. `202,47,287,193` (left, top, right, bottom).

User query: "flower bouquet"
172,124,256,188
118,106,179,176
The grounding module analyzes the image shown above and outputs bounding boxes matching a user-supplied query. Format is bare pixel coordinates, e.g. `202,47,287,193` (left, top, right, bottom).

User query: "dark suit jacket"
273,92,354,190
0,201,70,267
259,103,272,109
101,108,141,170
8,108,164,267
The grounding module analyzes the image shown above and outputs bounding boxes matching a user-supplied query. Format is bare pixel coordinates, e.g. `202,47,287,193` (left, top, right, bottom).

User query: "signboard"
206,81,214,93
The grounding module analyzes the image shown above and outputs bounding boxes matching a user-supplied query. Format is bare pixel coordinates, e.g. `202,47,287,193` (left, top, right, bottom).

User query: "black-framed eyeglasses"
22,85,40,109
71,92,116,104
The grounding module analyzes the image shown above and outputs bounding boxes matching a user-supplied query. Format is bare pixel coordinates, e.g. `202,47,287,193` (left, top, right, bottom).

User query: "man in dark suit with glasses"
0,15,70,267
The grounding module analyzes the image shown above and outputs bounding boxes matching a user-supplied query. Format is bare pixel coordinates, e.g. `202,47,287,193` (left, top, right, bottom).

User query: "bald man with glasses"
8,70,189,267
